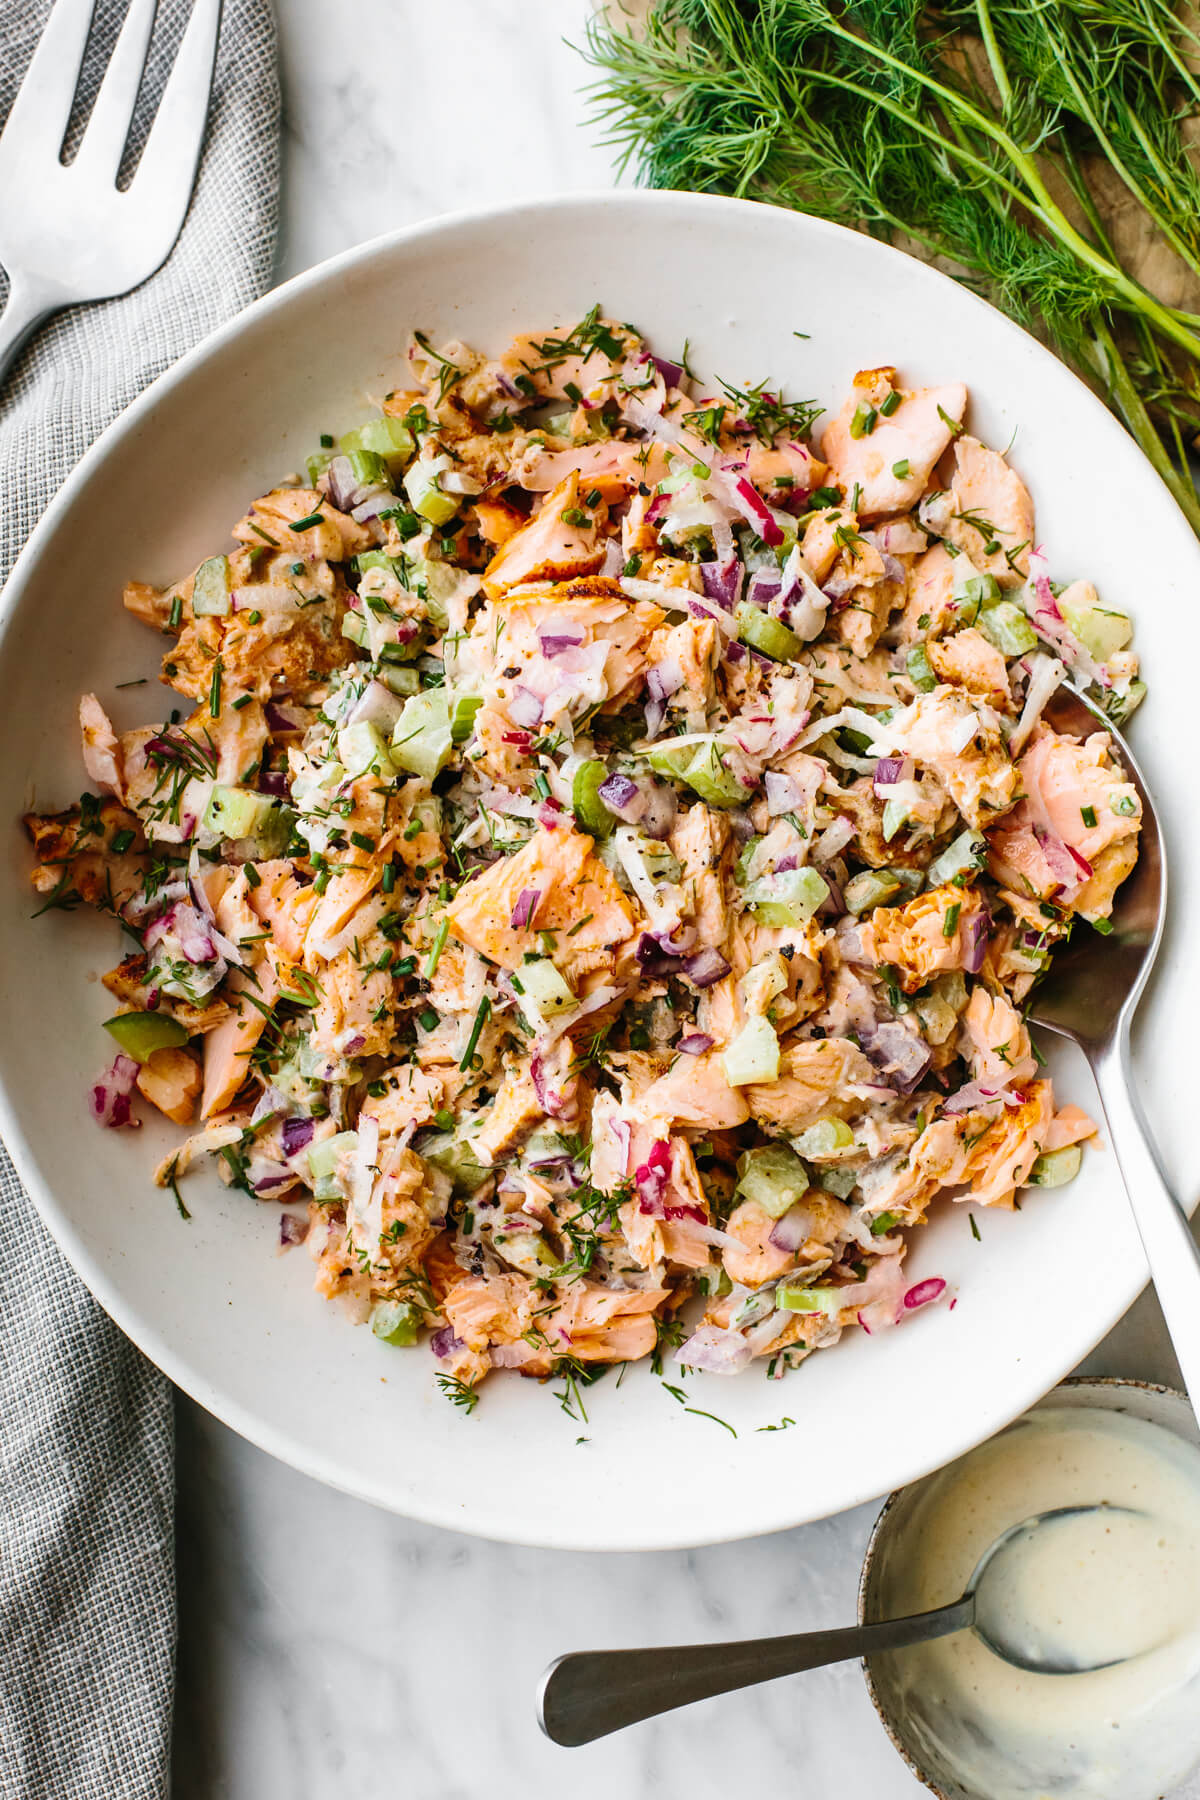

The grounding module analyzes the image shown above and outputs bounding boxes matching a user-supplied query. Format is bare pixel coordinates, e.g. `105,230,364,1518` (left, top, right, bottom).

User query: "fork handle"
0,272,58,390
1093,1024,1200,1411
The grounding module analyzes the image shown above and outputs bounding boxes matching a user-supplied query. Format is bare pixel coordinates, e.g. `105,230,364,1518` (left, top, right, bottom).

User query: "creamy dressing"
882,1407,1200,1800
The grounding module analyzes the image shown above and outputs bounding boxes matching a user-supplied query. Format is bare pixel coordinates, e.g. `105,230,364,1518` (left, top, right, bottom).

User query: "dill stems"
584,0,1200,534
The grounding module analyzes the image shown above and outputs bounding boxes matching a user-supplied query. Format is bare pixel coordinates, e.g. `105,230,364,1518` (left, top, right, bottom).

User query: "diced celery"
818,1167,858,1199
450,694,482,744
306,450,332,488
379,663,420,697
342,610,370,649
645,737,748,809
337,719,395,781
844,868,903,915
306,1131,358,1201
735,601,803,664
419,1129,492,1194
1061,601,1132,662
950,563,1001,624
370,1299,421,1346
881,797,909,842
353,548,401,578
734,837,764,886
979,599,1037,656
776,1280,845,1316
204,784,281,842
743,866,829,927
341,416,416,468
391,691,453,780
346,447,392,491
696,1264,732,1299
925,828,987,888
906,643,936,691
192,555,232,618
403,455,459,527
102,1011,188,1064
1027,1145,1084,1188
517,957,576,1017
735,1142,810,1218
792,1118,854,1158
723,1016,780,1087
572,759,616,837
1099,679,1146,726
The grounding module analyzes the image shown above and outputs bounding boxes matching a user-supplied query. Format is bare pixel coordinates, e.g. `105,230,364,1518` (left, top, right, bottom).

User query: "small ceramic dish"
859,1376,1200,1798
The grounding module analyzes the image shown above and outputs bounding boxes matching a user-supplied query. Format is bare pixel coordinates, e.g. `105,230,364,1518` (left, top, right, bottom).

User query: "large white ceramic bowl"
1,192,1196,1550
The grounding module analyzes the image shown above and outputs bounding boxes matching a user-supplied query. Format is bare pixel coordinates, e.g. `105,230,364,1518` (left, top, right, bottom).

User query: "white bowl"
1,192,1196,1551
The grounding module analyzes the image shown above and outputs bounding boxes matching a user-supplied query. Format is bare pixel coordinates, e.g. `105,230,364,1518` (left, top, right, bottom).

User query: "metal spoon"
537,1504,1136,1746
1028,684,1200,1411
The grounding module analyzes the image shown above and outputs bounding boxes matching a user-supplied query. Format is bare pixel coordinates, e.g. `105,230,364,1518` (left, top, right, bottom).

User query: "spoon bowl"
536,1502,1135,1746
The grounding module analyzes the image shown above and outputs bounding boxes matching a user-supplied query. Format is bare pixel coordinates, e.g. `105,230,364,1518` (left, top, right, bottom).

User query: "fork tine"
126,0,220,249
0,0,96,167
74,0,158,184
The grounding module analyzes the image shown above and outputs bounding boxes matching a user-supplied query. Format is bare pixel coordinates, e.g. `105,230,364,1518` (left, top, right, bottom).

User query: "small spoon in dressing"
537,1504,1142,1746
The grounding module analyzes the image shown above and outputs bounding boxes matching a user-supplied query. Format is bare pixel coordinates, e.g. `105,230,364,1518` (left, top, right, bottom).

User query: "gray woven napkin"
0,5,279,1795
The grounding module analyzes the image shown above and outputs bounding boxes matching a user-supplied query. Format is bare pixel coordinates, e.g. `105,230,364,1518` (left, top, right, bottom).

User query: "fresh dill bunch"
581,0,1200,533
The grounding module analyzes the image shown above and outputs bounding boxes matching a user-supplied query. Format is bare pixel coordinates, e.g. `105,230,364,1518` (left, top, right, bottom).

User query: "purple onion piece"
699,557,744,610
635,933,682,979
430,1327,464,1359
681,947,731,988
510,887,542,931
281,1116,315,1157
279,1213,309,1248
676,1033,714,1056
538,632,585,657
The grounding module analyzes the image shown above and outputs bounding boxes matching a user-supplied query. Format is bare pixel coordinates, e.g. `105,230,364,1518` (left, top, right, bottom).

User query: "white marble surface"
169,4,1197,1794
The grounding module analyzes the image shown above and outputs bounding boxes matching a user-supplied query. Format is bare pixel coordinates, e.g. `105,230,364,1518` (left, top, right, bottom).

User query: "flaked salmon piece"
136,1047,202,1125
123,580,172,630
668,802,731,948
859,883,986,993
722,1199,799,1286
164,588,354,704
745,1037,879,1131
200,964,278,1119
884,687,1018,827
986,724,1141,917
302,863,385,964
941,436,1034,587
360,1065,446,1140
481,472,606,599
959,986,1038,1088
423,940,489,1018
928,627,1009,701
647,617,719,721
102,954,231,1035
79,695,124,796
309,948,394,1060
499,319,640,405
23,800,147,916
347,1143,437,1277
475,1062,544,1164
900,542,959,642
545,1280,671,1366
513,437,671,494
829,562,904,658
821,379,967,518
802,505,859,582
745,442,827,495
247,861,319,962
446,825,635,978
959,1079,1057,1207
640,1050,750,1132
233,485,372,564
473,498,526,546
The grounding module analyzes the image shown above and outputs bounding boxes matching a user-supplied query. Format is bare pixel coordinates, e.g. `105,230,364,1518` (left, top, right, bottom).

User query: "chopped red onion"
646,657,684,702
644,697,666,739
944,1080,1014,1116
747,568,782,609
676,1324,753,1376
257,770,288,797
538,631,585,658
342,1034,366,1054
634,1138,671,1210
265,700,306,733
872,755,907,789
597,772,644,821
279,1212,309,1248
732,475,784,546
281,1116,315,1157
862,1020,932,1092
764,771,802,816
600,539,625,577
699,557,743,610
645,350,684,387
635,933,681,979
640,779,677,841
430,1326,464,1359
507,686,543,729
682,946,731,987
510,887,542,931
961,911,989,974
676,1033,714,1056
347,679,405,736
904,1277,947,1311
768,1202,816,1253
89,1055,140,1129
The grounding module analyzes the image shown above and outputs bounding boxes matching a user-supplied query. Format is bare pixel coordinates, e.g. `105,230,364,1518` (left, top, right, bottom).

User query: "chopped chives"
892,459,911,479
319,433,333,448
623,554,641,577
166,594,182,632
350,831,375,852
313,869,330,895
244,863,261,888
208,657,222,718
424,919,450,979
382,860,396,892
534,773,551,800
232,694,252,711
419,1007,440,1032
942,901,961,938
110,828,135,855
290,561,305,576
459,996,491,1070
879,389,901,416
585,486,602,506
1080,805,1097,827
290,511,324,531
247,609,262,625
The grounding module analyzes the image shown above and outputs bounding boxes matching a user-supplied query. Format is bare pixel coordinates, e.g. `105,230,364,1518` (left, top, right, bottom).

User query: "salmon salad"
24,309,1144,1394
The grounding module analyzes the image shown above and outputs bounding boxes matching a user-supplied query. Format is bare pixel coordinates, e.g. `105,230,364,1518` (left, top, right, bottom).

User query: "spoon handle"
1093,1026,1200,1412
536,1597,973,1746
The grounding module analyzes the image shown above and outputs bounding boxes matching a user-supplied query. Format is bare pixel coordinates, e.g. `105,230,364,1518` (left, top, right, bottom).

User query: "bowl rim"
0,187,1187,1546
856,1376,1194,1796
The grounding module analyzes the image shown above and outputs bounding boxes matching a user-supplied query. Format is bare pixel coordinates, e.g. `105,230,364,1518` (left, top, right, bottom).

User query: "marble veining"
170,3,1199,1792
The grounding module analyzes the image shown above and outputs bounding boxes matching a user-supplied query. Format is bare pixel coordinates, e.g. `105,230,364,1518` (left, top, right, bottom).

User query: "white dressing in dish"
883,1406,1200,1799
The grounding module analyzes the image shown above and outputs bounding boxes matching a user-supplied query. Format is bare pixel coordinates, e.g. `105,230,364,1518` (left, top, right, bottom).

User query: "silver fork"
0,0,221,386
